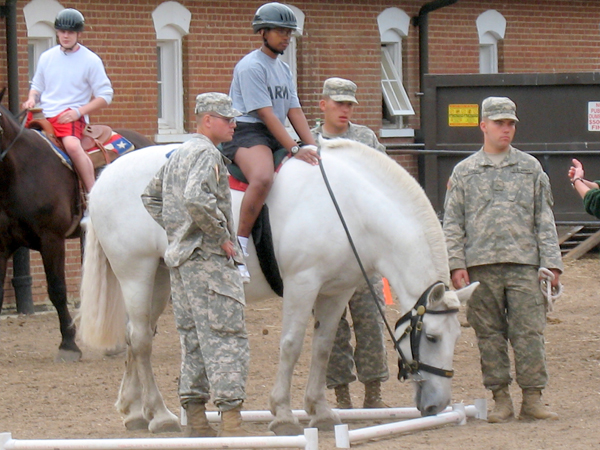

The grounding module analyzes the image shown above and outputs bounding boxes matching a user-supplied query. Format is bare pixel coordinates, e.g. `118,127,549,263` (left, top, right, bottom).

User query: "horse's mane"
320,137,450,285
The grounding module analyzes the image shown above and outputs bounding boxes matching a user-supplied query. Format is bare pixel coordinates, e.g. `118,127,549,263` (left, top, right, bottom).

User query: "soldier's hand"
221,240,236,259
451,269,470,290
569,158,584,181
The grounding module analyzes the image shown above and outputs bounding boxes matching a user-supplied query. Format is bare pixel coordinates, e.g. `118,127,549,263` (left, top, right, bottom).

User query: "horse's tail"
76,221,127,350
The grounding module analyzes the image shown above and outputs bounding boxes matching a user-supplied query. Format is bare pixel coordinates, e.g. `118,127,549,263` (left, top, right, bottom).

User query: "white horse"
77,138,478,435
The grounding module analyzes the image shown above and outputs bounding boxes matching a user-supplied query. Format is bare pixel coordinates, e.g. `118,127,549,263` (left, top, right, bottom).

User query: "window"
152,2,190,143
23,0,63,81
378,8,414,138
477,10,506,74
277,5,305,140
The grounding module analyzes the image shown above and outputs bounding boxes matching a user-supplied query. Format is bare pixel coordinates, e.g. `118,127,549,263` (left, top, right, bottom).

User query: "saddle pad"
85,133,135,157
32,129,74,170
32,130,134,171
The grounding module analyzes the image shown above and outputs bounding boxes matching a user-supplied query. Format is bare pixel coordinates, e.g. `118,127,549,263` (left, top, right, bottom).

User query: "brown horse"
0,89,153,361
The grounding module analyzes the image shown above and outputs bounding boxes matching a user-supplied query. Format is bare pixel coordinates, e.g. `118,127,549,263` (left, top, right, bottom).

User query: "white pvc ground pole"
0,428,318,450
182,404,484,424
334,402,486,448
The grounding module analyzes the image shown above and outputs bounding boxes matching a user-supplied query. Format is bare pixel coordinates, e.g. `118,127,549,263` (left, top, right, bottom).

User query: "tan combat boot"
184,402,217,437
487,386,514,423
363,380,389,408
218,405,256,437
519,389,559,421
334,384,353,409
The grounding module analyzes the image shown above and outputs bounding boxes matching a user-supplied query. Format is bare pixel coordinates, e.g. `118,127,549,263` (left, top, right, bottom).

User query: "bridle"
0,109,28,162
395,282,459,381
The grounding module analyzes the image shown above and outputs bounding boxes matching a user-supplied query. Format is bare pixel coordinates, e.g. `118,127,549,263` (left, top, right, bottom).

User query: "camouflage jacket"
311,122,386,153
443,146,563,272
142,134,243,268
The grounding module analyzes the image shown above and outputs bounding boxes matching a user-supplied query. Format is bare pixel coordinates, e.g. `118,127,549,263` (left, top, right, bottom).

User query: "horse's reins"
316,147,458,381
0,109,29,162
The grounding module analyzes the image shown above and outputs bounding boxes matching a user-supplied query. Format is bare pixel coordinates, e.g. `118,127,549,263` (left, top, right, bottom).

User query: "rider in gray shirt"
221,3,319,282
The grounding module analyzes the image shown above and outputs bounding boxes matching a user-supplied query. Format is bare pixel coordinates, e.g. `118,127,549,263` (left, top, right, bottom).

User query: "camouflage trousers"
326,275,389,388
466,264,548,391
170,256,249,411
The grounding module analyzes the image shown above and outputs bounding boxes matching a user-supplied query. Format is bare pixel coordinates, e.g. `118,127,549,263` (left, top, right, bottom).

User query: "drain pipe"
1,0,34,314
412,0,459,141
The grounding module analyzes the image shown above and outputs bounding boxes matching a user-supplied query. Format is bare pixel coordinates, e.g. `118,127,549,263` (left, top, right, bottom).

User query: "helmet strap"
60,41,80,53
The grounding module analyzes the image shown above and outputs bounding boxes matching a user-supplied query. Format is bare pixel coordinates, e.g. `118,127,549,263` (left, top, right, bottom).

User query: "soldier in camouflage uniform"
311,77,389,409
443,96,563,423
142,93,259,438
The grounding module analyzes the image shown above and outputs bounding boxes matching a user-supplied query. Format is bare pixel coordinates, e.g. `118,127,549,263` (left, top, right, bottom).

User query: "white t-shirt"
229,49,300,125
31,44,113,119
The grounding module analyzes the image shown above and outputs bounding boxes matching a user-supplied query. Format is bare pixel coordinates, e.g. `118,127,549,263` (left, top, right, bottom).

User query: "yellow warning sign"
448,104,479,127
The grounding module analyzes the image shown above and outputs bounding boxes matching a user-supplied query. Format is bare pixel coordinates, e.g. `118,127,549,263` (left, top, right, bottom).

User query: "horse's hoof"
124,417,150,431
268,420,303,436
55,348,82,362
149,417,182,433
308,416,342,431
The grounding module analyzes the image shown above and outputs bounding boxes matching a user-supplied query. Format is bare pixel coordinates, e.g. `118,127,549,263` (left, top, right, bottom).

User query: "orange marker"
382,277,394,305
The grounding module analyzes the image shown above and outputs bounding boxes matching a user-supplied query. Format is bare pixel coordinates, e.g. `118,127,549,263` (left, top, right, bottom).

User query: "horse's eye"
426,334,438,343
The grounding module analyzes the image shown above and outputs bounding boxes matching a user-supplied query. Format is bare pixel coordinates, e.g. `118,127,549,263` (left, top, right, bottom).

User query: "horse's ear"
427,282,446,307
453,281,480,305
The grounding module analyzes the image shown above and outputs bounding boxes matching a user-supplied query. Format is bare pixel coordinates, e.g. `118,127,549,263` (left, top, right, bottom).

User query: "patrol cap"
194,92,241,118
481,96,519,121
322,77,359,104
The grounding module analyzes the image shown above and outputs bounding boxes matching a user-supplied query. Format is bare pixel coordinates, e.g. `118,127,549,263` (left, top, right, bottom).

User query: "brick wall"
2,0,599,309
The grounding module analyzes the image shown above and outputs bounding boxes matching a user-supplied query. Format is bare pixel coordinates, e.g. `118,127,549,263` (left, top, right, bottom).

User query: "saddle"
27,109,123,169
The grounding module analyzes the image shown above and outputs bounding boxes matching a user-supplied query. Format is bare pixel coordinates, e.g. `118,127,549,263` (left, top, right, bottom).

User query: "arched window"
23,0,63,82
153,1,190,142
477,10,506,74
378,8,414,138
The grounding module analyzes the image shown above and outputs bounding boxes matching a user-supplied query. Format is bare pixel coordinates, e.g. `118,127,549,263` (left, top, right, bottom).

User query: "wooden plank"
563,228,600,260
558,225,584,245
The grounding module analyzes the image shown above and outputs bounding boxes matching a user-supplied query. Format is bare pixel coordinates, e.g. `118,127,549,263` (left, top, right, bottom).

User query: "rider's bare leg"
234,145,275,238
62,135,95,193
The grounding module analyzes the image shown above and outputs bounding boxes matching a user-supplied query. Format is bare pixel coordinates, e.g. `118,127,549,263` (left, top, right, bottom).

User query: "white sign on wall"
588,101,600,131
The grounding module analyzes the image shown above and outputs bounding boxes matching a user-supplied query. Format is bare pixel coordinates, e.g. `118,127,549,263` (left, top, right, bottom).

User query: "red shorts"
28,109,86,139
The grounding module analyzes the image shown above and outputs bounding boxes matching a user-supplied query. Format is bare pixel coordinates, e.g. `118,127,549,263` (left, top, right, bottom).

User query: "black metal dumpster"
421,72,600,224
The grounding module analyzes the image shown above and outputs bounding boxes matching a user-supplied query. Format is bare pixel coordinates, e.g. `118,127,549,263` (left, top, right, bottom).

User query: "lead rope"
538,267,563,313
317,150,401,353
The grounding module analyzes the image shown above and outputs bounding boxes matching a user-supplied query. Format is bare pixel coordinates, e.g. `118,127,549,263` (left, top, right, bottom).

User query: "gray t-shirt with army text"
229,49,301,125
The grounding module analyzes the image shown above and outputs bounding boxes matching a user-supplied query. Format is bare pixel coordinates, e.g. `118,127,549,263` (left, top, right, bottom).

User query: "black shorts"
220,122,284,162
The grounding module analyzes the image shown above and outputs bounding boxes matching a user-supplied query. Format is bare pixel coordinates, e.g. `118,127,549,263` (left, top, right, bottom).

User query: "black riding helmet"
54,8,85,32
252,2,297,33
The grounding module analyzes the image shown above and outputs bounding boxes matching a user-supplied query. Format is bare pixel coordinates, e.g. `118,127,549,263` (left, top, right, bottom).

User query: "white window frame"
378,8,414,138
152,2,190,143
23,0,63,82
477,10,506,74
277,5,305,140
